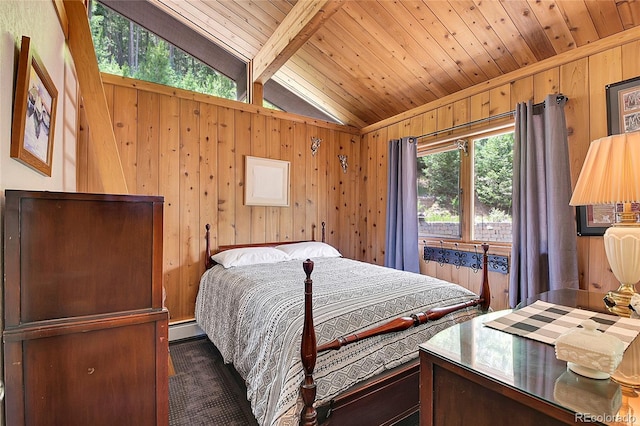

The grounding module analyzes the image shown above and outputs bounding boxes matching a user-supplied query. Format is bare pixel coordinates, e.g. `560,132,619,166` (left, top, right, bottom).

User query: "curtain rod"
415,94,568,141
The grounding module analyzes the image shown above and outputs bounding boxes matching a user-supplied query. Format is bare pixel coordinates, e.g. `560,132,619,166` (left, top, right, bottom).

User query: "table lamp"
569,131,640,317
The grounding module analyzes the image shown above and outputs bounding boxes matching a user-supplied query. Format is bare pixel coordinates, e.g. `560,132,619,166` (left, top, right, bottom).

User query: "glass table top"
420,290,640,425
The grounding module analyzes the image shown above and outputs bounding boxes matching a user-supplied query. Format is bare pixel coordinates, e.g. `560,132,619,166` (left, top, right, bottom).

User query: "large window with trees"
417,128,514,243
89,2,237,100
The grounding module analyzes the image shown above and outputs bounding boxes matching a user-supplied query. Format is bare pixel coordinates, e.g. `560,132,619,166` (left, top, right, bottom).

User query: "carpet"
169,337,419,426
169,337,258,426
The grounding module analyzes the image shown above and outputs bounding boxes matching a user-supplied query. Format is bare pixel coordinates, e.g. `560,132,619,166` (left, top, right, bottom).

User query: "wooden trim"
362,26,640,134
64,0,129,194
421,239,511,257
155,314,170,424
3,310,168,342
100,73,360,135
52,0,69,39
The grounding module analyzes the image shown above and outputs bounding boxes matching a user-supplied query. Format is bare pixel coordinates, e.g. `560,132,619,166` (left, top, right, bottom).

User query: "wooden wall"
77,75,361,323
78,29,640,320
361,29,640,308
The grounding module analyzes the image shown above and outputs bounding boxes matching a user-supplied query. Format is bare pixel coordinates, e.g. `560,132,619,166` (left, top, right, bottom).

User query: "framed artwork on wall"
575,76,640,236
575,203,640,236
606,76,640,135
244,156,290,206
10,36,57,176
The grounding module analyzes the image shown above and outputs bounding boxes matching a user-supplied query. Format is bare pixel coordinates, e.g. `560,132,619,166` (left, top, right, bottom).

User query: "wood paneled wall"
77,75,361,322
361,32,640,307
77,29,640,320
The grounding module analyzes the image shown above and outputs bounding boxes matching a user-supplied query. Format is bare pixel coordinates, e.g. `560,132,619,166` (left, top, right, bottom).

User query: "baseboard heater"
169,320,205,342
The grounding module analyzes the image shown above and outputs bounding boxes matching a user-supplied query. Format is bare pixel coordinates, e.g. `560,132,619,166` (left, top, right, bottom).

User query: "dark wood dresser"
3,190,168,426
419,290,640,426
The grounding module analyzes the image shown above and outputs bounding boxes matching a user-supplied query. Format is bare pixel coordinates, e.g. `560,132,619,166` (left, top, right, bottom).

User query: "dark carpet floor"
168,337,419,426
169,337,258,426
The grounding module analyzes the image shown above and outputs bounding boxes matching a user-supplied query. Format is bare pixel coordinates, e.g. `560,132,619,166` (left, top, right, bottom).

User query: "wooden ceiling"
149,0,640,128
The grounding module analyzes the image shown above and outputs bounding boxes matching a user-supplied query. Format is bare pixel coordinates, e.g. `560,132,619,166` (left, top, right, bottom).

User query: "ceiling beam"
252,0,344,85
64,0,128,194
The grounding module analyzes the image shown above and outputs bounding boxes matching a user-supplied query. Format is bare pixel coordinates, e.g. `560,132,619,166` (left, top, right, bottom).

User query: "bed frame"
203,224,491,426
204,222,326,270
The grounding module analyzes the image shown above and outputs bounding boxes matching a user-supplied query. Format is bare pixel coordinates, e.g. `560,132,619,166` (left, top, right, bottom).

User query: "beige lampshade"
569,131,640,206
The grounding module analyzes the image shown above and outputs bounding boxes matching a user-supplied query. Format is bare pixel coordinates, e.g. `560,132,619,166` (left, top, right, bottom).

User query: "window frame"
417,120,515,249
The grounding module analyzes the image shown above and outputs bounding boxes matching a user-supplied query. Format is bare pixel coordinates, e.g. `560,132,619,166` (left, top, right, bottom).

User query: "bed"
195,224,490,426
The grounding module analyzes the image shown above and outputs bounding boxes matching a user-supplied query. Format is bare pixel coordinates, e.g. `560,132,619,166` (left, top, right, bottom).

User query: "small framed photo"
11,36,57,176
244,156,290,206
576,203,640,236
576,205,614,236
606,76,640,135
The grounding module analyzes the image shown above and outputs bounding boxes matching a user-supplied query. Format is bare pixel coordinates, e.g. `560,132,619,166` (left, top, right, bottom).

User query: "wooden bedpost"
300,259,318,426
480,243,491,312
321,222,326,243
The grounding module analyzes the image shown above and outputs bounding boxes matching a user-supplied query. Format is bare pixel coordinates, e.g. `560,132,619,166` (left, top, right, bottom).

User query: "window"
90,2,237,100
417,127,514,243
90,1,340,123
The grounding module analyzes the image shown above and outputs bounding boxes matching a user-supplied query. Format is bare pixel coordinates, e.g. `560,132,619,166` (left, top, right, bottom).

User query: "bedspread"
195,257,480,426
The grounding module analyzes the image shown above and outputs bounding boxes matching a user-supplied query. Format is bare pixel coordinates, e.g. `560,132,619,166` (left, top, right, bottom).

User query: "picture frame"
575,204,615,237
606,75,640,135
244,156,290,206
576,76,640,236
11,36,57,176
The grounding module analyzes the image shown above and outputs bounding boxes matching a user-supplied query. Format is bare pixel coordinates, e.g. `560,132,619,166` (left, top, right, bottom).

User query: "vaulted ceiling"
129,1,640,128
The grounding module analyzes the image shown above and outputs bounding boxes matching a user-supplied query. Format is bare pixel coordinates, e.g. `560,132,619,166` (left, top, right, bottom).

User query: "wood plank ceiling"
149,0,640,128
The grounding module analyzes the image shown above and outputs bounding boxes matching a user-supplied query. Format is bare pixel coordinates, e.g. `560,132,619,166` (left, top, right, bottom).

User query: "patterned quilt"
195,257,481,426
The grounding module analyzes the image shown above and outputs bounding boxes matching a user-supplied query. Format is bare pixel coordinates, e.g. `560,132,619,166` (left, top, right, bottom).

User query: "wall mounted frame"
245,156,290,206
576,75,640,236
11,36,57,176
606,76,640,135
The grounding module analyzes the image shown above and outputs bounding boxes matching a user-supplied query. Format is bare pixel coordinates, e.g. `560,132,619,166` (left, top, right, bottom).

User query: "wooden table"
419,289,640,426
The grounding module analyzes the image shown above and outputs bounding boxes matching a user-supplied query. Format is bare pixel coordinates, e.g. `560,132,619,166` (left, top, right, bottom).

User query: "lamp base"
603,224,640,318
603,284,637,318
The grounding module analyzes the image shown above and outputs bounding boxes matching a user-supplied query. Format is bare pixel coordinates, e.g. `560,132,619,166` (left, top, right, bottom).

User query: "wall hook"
310,137,322,156
455,139,469,156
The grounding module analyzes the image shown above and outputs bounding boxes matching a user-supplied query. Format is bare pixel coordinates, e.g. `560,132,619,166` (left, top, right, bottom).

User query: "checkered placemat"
484,300,640,349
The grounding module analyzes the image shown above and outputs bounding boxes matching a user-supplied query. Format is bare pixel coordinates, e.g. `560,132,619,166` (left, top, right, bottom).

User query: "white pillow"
275,241,342,260
211,247,292,268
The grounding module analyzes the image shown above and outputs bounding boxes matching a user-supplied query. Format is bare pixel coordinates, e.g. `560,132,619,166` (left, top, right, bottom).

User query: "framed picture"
577,76,640,236
10,36,57,176
606,76,640,135
577,203,640,236
576,204,615,236
244,156,290,206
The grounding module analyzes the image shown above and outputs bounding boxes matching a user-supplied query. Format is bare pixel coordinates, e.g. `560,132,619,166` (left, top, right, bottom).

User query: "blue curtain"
385,137,420,273
509,95,579,307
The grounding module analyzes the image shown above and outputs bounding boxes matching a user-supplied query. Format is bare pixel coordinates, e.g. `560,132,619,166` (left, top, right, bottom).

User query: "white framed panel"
245,156,290,206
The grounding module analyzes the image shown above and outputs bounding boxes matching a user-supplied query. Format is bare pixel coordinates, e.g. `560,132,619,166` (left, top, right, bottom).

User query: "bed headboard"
204,222,326,270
